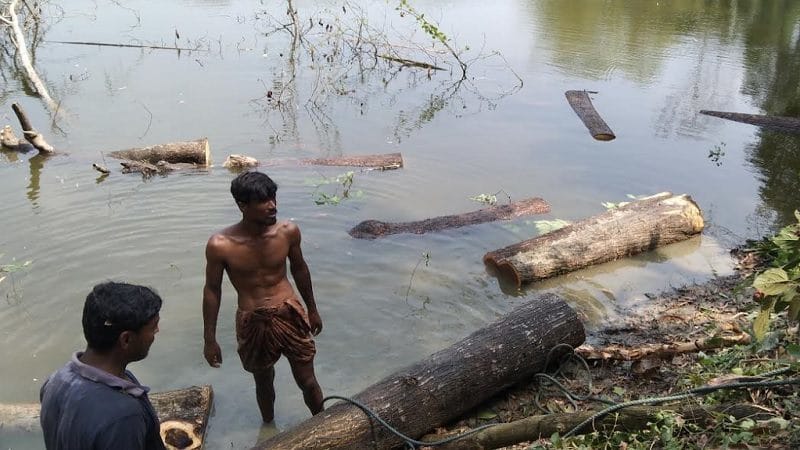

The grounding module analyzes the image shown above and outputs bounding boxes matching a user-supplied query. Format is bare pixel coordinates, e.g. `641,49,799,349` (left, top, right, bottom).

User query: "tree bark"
0,385,213,450
700,110,800,134
224,153,404,170
565,90,615,141
422,403,771,450
576,333,751,361
108,138,210,166
484,192,704,287
255,294,585,450
11,103,55,153
349,197,551,239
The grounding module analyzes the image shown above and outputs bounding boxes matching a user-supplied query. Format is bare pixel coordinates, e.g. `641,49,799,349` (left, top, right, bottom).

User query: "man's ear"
118,330,133,350
236,201,246,212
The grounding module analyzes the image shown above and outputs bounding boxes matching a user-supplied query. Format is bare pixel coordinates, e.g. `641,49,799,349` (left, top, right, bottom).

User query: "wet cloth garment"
39,352,165,450
236,297,316,372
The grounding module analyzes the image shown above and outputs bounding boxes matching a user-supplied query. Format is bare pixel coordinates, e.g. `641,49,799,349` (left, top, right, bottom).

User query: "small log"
255,294,585,449
379,55,445,71
422,403,772,450
109,138,210,166
699,110,800,134
349,197,551,239
576,333,751,361
1,125,34,152
92,163,110,174
11,103,55,153
484,192,704,287
565,90,615,141
223,154,259,169
120,160,160,176
226,152,404,170
0,385,213,450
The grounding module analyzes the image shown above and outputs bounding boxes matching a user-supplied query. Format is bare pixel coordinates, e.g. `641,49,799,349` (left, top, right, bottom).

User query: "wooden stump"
699,110,800,134
255,294,585,449
484,192,704,287
0,385,213,450
108,138,210,166
349,197,551,239
565,90,616,141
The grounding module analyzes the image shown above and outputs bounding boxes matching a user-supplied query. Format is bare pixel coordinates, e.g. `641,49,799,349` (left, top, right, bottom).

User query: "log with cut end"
0,385,213,449
699,110,800,134
349,197,551,239
484,192,704,287
565,90,616,141
109,138,210,166
255,293,585,449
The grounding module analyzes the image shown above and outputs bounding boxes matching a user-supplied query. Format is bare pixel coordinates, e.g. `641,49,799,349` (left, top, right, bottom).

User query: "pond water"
1,0,799,448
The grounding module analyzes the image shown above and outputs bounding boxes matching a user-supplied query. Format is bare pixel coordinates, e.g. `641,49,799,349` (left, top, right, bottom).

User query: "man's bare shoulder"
277,220,301,239
207,225,243,249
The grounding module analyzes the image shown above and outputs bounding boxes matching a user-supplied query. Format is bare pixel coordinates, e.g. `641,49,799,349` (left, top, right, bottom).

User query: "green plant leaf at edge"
753,297,777,341
753,268,793,296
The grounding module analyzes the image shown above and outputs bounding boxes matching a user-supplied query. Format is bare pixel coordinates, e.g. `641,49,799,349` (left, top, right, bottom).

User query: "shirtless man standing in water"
202,171,324,422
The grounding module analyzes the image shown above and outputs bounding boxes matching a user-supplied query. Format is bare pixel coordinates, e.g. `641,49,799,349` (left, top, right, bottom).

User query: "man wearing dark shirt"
40,282,166,450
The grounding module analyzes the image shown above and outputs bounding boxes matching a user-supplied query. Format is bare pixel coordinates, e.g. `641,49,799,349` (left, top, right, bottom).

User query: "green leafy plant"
469,193,497,205
310,171,362,205
396,0,468,75
751,210,800,341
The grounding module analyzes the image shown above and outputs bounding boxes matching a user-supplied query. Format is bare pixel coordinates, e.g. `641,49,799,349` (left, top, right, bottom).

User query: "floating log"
349,197,551,239
699,110,800,134
0,385,213,450
11,103,56,153
255,293,585,449
108,138,210,166
223,152,404,170
1,125,34,152
422,403,771,450
484,192,704,287
564,90,615,141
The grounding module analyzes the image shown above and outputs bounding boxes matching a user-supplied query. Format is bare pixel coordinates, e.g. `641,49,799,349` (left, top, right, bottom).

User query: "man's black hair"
82,282,163,352
230,171,278,205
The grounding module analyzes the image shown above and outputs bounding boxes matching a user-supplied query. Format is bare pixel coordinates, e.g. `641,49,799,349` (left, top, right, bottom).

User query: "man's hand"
308,310,323,336
204,341,222,368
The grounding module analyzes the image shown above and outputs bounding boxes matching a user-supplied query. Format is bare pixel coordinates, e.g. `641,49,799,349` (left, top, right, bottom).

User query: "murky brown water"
2,0,799,448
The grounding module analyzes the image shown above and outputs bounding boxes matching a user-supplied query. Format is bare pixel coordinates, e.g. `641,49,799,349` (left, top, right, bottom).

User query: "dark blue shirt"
39,352,166,450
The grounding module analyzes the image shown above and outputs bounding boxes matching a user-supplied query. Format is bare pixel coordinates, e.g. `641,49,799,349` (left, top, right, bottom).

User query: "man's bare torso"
210,221,298,312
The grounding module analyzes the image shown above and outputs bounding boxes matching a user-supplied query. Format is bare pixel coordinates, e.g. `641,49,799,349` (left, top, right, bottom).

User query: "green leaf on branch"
753,268,793,296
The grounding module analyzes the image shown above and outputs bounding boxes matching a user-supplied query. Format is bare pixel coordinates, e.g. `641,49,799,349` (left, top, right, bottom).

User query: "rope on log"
349,197,551,239
699,110,800,134
484,192,704,287
565,90,616,141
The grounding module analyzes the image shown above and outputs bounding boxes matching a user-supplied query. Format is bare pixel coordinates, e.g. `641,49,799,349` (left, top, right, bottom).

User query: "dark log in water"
349,197,550,239
699,110,800,134
484,192,704,287
564,90,616,141
255,294,585,450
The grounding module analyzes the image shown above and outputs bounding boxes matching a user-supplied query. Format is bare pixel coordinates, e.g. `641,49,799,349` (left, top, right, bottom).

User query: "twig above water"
45,40,204,52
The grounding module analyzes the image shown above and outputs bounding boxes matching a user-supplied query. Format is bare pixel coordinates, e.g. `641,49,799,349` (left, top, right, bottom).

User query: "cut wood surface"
421,403,771,450
565,90,616,141
109,138,210,166
700,110,800,134
576,333,751,361
484,192,704,287
349,197,551,239
0,384,213,450
255,293,585,449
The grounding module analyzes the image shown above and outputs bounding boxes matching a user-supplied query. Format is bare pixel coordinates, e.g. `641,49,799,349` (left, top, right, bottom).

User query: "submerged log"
349,197,551,239
0,384,213,450
423,403,771,450
484,192,704,287
256,294,585,449
109,138,210,166
565,90,616,141
699,110,800,134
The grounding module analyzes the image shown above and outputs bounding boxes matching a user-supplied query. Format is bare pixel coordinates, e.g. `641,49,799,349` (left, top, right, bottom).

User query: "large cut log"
349,197,551,239
224,152,404,170
422,403,771,450
699,110,800,134
108,138,210,166
484,192,704,287
0,385,213,450
255,294,585,449
565,90,616,141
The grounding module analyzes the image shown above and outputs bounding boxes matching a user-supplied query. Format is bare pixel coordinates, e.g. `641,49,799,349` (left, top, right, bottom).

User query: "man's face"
127,315,160,362
240,197,277,226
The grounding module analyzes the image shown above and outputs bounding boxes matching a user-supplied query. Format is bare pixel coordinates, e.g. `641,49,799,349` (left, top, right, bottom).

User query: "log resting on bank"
421,403,772,450
0,385,213,450
108,138,210,166
699,110,800,134
255,294,585,450
565,90,616,141
349,197,551,239
484,192,704,287
223,153,404,170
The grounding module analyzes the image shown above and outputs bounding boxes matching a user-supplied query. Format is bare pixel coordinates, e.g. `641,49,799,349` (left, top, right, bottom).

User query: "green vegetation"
308,171,363,206
0,255,32,285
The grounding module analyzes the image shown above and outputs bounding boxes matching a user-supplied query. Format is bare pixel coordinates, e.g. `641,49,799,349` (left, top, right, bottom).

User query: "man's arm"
94,414,150,450
203,236,225,367
287,223,322,335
